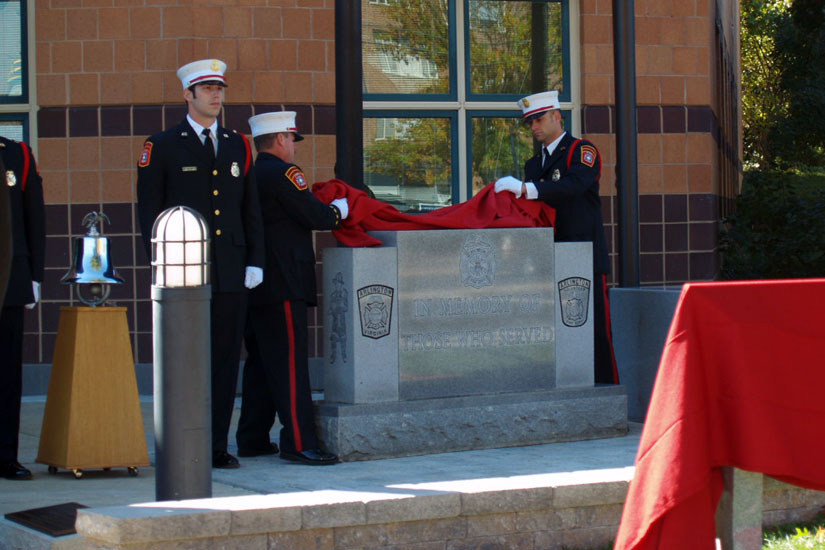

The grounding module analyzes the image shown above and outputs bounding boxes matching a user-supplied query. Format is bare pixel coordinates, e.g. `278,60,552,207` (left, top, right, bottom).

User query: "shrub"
720,169,825,280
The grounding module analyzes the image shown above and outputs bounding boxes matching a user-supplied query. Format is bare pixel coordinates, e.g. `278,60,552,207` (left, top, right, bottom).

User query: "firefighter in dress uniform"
495,90,619,385
236,111,348,465
0,136,45,480
136,59,265,469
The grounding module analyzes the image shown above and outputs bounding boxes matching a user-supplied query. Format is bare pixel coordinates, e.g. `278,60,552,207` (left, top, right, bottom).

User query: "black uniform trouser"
593,274,619,385
237,300,318,453
0,306,24,462
211,291,248,452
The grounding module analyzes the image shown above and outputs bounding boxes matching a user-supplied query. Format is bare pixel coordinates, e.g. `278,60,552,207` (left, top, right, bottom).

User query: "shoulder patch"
138,141,153,168
580,144,597,168
285,166,308,190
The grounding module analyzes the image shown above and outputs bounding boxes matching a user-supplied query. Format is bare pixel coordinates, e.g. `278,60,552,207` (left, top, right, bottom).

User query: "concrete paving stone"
362,543,444,550
301,501,366,529
559,525,617,549
365,493,461,525
212,534,268,550
515,509,565,533
446,532,534,550
555,504,624,529
267,528,334,549
331,523,389,548
460,487,554,515
551,479,631,507
223,497,303,535
380,518,467,545
76,506,231,544
464,513,518,537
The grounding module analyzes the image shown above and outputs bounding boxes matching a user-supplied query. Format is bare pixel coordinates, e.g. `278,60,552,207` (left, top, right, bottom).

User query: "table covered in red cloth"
311,179,556,247
614,279,825,550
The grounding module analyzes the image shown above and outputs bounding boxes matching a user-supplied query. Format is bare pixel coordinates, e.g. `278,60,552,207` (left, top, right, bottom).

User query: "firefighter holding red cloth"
494,91,618,385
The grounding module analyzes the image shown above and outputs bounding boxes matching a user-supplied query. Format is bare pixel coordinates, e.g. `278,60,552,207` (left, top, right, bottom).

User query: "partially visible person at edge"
136,59,265,469
494,90,619,385
0,136,45,480
236,111,348,465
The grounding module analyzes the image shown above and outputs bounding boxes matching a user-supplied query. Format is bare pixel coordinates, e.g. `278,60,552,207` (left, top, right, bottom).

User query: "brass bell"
61,212,125,306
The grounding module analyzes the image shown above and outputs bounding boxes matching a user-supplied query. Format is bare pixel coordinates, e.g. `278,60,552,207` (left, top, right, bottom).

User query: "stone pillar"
322,246,399,404
554,242,594,387
715,467,764,550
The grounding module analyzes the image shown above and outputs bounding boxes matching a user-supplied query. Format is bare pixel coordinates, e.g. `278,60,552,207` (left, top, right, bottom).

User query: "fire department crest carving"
357,284,394,339
558,277,591,327
459,234,495,289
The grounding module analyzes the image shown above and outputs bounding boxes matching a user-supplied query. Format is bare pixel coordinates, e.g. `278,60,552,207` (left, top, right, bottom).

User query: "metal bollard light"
151,206,212,501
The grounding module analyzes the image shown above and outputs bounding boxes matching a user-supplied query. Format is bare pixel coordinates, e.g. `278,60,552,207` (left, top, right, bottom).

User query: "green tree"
740,0,791,169
773,0,825,167
741,0,825,169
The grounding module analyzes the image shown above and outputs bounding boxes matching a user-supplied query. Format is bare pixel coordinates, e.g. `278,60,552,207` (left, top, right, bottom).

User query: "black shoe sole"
279,451,337,466
1,473,33,480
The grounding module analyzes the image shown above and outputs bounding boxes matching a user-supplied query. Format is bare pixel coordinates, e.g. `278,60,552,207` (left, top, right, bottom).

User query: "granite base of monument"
317,387,627,461
318,228,627,461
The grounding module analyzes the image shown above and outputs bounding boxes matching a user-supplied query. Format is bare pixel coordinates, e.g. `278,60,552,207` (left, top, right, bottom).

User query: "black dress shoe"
237,442,279,457
0,461,33,480
212,450,240,469
280,448,338,466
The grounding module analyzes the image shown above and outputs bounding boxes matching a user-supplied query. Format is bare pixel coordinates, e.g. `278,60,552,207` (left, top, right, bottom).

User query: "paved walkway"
1,397,640,518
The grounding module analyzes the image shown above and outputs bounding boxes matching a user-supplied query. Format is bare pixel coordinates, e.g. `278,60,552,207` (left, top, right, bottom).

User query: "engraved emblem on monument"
459,234,495,289
328,272,348,363
357,284,394,339
558,277,591,327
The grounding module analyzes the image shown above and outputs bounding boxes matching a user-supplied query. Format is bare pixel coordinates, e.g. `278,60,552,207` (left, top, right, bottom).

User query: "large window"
362,0,575,212
0,0,30,141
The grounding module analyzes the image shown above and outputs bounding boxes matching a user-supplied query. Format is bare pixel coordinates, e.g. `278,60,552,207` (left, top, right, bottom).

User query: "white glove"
244,266,263,289
494,176,523,198
25,281,40,310
523,181,538,200
330,198,349,220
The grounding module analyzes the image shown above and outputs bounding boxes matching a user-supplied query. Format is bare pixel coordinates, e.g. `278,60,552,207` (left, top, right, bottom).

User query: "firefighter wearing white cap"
494,90,618,385
235,111,346,465
136,59,265,469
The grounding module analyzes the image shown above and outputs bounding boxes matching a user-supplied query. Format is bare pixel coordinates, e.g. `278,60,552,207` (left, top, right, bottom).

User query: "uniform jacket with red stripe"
524,132,610,275
0,137,45,307
250,152,340,306
136,118,264,292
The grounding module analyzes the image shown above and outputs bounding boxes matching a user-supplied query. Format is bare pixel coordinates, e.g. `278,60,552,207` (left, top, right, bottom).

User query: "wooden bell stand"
36,306,150,478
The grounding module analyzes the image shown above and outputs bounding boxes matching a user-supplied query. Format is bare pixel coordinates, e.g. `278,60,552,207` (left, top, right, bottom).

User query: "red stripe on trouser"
601,274,620,384
283,301,303,451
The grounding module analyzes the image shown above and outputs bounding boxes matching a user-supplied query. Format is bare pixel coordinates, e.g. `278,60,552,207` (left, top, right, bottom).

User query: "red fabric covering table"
614,279,825,550
311,179,555,247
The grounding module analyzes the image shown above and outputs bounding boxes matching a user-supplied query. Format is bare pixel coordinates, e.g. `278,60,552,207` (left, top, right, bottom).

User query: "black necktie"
202,128,215,162
542,147,548,167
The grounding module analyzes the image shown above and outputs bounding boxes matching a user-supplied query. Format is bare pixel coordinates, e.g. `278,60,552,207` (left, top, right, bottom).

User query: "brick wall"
579,0,740,286
23,0,741,366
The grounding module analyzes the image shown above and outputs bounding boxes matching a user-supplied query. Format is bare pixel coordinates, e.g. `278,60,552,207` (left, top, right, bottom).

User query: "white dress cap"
518,90,561,119
248,111,304,142
177,59,228,89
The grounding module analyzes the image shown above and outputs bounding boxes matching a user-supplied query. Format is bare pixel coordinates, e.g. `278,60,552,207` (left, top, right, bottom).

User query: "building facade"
1,0,741,371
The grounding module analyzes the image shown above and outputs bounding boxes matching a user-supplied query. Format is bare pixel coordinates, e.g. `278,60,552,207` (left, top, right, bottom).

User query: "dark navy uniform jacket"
525,132,610,275
136,118,264,292
0,137,45,307
250,152,341,306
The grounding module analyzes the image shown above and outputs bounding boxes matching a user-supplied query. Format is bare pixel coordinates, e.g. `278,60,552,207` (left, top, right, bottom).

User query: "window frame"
362,0,580,206
363,109,461,209
0,0,35,144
